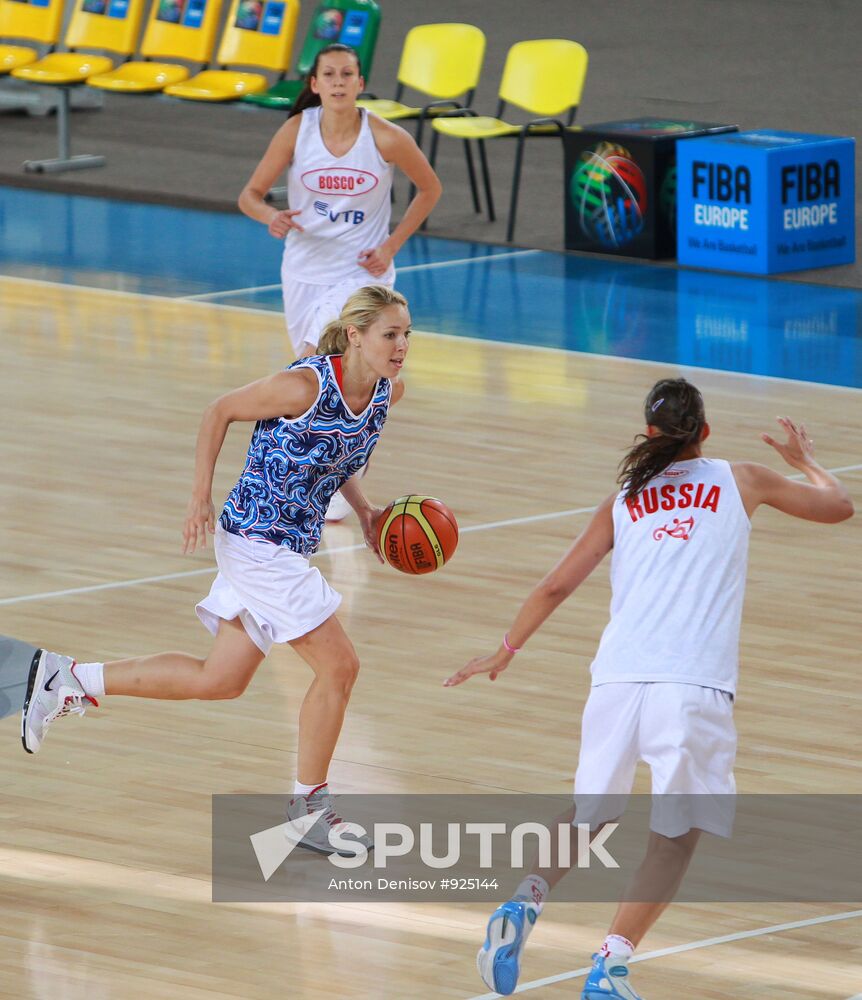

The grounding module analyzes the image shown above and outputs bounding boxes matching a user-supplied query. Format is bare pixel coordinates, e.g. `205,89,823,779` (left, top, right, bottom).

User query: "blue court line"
1,185,861,388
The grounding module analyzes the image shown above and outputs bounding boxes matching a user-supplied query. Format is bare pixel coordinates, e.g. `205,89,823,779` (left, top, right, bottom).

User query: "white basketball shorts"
280,271,395,355
196,526,342,655
573,682,737,838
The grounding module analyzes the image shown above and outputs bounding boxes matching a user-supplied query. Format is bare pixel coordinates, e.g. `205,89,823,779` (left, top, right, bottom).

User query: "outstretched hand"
761,416,816,471
183,495,215,554
444,649,513,688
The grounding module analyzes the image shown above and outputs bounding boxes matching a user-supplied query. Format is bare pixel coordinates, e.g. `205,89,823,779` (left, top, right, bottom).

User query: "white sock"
74,662,105,698
513,874,549,912
294,780,327,797
600,934,634,959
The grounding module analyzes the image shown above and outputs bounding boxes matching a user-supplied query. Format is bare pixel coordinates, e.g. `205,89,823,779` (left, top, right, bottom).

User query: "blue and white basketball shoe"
582,952,644,999
476,899,539,996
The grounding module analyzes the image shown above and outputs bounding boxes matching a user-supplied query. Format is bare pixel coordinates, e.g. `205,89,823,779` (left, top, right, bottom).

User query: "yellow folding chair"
430,38,588,241
358,21,485,206
358,23,484,147
1,0,66,74
162,0,299,101
87,0,226,93
12,0,147,171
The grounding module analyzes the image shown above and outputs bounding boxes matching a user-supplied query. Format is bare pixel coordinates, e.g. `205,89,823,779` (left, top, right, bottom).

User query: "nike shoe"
325,490,352,523
21,650,98,754
476,899,539,996
285,785,373,856
582,953,644,999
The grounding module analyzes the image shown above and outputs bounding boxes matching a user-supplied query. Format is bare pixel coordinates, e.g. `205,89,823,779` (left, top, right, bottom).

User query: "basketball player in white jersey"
445,378,854,999
21,286,410,855
239,43,440,521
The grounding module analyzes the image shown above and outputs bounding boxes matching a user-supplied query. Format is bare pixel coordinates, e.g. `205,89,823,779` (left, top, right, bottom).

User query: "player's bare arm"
238,116,304,236
733,416,854,522
360,115,442,273
444,494,616,687
184,370,319,554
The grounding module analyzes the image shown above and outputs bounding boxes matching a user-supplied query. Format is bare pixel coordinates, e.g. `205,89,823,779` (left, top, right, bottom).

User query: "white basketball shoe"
285,784,373,856
21,650,98,754
324,490,353,523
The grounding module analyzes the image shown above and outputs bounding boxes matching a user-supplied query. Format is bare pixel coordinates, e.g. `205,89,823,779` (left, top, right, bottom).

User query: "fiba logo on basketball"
570,142,648,248
377,495,458,575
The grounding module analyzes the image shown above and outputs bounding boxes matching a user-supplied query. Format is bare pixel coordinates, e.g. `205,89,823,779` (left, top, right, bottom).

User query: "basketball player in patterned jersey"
21,286,410,855
445,378,854,1000
239,43,439,522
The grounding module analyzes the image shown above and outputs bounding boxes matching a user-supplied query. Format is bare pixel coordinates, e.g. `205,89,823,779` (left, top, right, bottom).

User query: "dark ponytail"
288,43,362,119
617,378,706,500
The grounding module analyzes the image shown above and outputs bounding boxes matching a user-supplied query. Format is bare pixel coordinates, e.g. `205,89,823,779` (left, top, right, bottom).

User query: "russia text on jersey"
625,483,721,522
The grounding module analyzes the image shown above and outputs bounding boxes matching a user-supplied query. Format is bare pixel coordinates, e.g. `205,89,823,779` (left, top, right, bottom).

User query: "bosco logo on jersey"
301,168,379,197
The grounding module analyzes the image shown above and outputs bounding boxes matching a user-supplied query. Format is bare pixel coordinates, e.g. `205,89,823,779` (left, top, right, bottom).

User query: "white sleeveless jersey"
589,458,751,694
283,106,395,285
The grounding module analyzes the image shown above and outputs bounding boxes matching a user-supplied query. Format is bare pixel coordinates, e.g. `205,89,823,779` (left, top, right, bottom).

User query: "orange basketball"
377,495,459,575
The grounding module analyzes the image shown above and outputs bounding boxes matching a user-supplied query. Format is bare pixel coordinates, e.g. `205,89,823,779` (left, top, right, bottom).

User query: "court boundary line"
1,462,859,607
464,907,862,999
2,273,861,395
180,249,543,301
0,504,598,607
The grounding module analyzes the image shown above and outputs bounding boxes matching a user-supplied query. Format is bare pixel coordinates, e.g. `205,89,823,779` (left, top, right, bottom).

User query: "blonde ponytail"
318,320,349,355
316,284,409,355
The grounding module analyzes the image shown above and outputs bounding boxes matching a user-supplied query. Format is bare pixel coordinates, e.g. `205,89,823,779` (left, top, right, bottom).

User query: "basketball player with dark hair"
446,378,854,999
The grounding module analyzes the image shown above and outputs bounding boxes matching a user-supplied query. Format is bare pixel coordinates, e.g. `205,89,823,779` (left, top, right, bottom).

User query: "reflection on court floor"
1,185,860,386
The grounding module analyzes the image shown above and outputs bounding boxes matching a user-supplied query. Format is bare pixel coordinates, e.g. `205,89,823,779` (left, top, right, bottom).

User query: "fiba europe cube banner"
677,130,855,274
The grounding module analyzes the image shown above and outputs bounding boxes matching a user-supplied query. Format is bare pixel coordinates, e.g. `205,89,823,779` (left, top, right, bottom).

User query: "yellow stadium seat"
0,43,37,72
88,0,227,94
12,0,147,171
430,39,588,241
358,23,484,141
163,0,299,102
357,21,485,206
14,50,112,82
87,59,189,92
0,0,67,74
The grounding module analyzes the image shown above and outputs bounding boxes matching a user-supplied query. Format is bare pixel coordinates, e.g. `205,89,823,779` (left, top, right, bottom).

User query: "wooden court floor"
0,276,860,999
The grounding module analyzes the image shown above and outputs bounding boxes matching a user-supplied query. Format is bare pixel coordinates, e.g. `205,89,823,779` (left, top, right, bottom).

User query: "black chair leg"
420,130,442,232
477,139,495,222
429,128,440,171
463,140,481,213
408,116,427,202
507,132,528,242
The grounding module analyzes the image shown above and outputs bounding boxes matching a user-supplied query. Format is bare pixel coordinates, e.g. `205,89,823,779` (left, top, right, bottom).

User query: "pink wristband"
503,633,521,654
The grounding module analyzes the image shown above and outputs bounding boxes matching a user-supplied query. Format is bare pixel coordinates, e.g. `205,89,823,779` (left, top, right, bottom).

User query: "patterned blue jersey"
219,355,392,556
